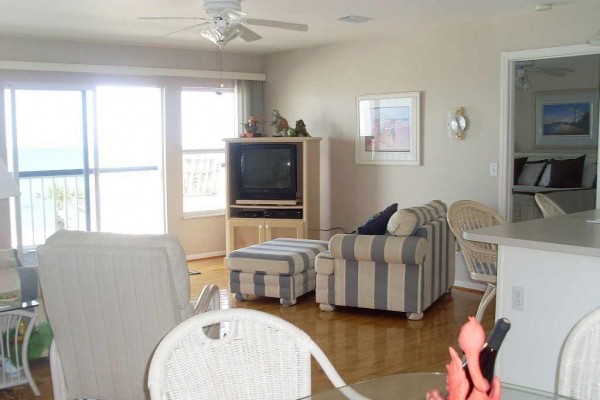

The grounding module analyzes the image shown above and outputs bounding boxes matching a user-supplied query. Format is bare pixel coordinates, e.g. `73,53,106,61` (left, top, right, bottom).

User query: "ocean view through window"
4,85,164,260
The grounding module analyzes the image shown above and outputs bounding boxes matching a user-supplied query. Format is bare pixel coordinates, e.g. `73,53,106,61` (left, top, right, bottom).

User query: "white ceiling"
0,0,592,55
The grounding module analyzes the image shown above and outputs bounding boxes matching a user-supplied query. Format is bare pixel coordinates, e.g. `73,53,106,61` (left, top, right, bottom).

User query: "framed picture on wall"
535,90,599,147
355,92,421,165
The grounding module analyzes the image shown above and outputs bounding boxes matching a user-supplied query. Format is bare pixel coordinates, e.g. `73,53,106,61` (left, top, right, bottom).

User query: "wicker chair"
37,230,221,400
447,201,506,321
148,308,348,400
534,193,566,218
558,307,600,399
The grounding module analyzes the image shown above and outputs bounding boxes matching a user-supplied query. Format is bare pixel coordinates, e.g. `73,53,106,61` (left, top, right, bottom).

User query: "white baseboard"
186,250,226,261
453,279,486,292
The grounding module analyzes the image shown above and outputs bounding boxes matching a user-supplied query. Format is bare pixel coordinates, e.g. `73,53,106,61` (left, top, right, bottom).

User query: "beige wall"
262,2,599,287
0,36,262,256
262,2,599,235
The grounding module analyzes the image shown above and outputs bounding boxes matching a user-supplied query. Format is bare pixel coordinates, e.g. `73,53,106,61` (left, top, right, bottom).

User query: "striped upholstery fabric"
230,269,316,303
387,199,447,236
315,214,455,319
228,238,328,304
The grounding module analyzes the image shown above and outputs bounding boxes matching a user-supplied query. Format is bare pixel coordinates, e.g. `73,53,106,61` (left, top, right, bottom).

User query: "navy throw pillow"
357,203,398,235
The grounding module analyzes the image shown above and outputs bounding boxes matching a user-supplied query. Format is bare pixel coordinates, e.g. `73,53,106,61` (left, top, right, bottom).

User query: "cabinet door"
265,219,305,241
227,219,266,252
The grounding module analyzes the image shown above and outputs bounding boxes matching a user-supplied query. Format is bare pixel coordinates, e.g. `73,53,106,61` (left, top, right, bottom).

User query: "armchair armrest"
193,284,220,314
193,283,221,339
329,234,427,265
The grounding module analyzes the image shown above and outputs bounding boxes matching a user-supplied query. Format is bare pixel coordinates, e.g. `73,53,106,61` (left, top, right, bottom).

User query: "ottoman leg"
234,293,249,301
280,298,297,307
406,312,424,321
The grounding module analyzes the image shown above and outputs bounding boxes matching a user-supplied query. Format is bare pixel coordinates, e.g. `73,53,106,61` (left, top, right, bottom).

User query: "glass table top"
301,373,574,399
0,299,39,313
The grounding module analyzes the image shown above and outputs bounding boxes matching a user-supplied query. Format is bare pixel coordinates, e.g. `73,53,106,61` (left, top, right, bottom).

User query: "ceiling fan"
515,61,574,90
140,0,309,47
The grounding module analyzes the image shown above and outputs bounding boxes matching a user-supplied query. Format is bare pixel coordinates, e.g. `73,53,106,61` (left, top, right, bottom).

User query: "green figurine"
295,119,310,137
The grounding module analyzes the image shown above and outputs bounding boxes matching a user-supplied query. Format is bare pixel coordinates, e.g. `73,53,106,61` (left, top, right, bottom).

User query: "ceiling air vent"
337,15,372,24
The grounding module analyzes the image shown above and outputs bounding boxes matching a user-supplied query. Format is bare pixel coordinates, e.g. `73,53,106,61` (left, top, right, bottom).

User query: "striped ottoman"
227,238,329,306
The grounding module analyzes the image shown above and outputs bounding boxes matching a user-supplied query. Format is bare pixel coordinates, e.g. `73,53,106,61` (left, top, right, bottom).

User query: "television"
236,143,297,202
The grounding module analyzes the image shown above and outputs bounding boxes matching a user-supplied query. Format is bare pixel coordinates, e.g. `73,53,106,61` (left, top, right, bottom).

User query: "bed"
512,152,597,222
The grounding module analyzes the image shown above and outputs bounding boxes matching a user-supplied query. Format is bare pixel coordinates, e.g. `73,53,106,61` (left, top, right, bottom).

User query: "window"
181,88,237,215
5,85,164,261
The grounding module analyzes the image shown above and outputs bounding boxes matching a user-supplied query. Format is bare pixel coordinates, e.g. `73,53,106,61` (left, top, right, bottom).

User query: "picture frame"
535,90,599,148
355,92,421,165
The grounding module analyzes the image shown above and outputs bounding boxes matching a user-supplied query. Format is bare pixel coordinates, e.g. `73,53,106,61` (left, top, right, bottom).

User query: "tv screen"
238,144,297,201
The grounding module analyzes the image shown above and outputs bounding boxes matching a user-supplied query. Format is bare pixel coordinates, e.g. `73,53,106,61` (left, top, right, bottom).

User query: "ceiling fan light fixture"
337,15,373,24
201,25,242,46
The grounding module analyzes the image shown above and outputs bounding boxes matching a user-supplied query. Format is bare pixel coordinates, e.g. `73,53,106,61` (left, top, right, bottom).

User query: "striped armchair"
315,201,455,320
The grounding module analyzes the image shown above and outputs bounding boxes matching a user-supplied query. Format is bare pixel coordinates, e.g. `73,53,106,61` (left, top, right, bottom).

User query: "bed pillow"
547,155,585,188
514,157,528,185
356,203,398,235
517,160,547,186
537,164,551,187
582,162,597,188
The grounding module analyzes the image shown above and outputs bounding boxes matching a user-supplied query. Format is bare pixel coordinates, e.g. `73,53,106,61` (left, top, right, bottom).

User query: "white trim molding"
186,250,226,261
0,60,266,81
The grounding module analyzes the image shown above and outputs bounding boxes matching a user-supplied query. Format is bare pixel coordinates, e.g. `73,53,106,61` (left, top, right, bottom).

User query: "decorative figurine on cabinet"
295,119,310,137
241,116,265,137
271,109,289,136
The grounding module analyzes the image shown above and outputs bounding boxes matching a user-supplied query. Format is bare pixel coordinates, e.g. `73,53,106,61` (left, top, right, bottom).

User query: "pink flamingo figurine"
426,317,501,400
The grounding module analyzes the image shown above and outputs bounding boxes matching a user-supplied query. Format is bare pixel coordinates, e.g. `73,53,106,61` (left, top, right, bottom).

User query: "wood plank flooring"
5,257,494,399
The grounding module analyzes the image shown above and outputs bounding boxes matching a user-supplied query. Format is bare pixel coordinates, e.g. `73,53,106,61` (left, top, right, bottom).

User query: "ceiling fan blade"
161,23,207,38
238,25,262,42
139,16,206,20
244,18,308,32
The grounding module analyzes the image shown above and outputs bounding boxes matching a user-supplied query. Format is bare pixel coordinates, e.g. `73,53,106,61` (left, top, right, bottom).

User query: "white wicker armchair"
447,200,506,321
37,230,221,400
534,193,567,218
148,308,348,400
558,307,600,400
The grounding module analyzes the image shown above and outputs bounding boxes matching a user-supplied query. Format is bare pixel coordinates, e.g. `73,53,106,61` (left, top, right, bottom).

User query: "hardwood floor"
6,257,494,399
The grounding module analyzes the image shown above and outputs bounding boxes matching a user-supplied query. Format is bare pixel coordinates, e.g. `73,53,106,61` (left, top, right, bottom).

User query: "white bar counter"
464,210,600,393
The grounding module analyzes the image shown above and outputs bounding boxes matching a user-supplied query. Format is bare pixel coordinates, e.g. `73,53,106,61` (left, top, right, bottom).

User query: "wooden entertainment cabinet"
224,137,321,254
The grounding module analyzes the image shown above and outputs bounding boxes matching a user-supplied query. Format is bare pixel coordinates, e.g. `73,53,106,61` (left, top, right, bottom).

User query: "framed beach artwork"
535,90,599,148
355,92,421,165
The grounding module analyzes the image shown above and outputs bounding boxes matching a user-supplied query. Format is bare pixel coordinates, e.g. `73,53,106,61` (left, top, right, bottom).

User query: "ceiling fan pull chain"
216,45,224,95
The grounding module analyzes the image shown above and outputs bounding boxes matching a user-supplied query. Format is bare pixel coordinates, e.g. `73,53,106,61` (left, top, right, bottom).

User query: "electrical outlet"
512,286,525,311
489,162,498,176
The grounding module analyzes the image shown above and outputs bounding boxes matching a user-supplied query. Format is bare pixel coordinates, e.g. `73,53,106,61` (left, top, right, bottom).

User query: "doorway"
499,45,600,220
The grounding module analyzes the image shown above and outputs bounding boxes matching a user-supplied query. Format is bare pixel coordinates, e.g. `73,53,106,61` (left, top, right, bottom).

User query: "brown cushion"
548,155,585,188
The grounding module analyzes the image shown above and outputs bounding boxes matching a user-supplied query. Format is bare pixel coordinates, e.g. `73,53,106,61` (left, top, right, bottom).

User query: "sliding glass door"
4,84,164,262
95,86,164,234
